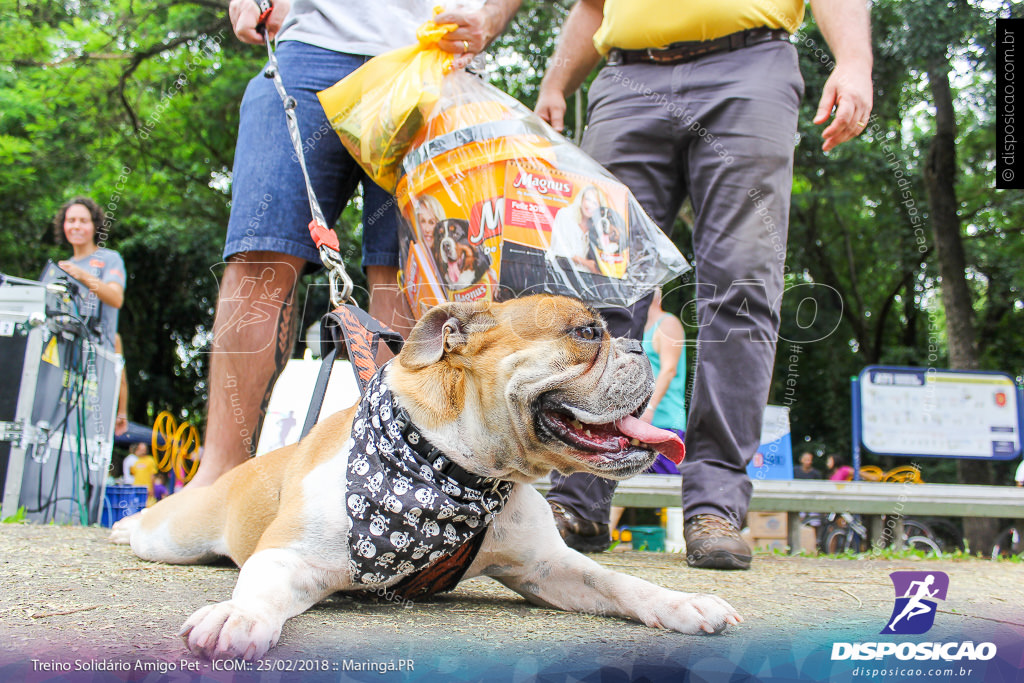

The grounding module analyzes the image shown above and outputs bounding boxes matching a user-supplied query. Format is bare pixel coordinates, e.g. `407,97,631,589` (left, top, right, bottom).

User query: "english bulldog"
111,295,740,660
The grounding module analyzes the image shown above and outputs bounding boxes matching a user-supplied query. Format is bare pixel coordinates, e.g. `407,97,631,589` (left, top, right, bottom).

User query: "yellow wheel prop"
883,466,924,484
151,411,202,485
152,411,177,471
858,465,885,482
172,421,201,483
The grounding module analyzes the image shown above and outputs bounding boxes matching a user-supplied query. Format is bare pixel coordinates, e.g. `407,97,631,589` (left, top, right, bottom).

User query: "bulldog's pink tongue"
615,415,685,464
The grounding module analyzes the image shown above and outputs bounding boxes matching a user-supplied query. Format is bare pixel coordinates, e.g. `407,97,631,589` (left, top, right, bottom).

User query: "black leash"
300,305,404,439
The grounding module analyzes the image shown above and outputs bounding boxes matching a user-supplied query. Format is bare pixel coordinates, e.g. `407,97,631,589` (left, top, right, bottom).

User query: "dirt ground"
1,523,1022,683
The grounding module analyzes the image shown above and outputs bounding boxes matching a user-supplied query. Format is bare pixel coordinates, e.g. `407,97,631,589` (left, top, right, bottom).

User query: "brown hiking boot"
549,501,612,553
684,514,752,570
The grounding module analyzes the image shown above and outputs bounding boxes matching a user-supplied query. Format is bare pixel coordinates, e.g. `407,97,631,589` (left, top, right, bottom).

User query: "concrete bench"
537,476,1024,554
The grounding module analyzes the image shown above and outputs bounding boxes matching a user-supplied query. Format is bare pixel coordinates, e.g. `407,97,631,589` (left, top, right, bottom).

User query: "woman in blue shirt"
49,197,126,348
641,288,687,474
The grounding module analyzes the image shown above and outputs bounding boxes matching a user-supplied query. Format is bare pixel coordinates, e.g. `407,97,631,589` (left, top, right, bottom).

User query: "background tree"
0,0,364,424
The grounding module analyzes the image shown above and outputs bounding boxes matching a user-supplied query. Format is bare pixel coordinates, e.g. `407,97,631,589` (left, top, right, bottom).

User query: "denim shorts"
225,41,400,268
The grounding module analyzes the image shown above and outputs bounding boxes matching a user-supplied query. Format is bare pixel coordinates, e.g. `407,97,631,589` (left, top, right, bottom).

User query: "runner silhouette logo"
881,571,949,635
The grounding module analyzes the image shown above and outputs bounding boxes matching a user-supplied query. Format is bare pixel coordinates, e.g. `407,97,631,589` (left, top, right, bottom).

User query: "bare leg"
190,260,410,489
191,252,305,488
366,265,414,364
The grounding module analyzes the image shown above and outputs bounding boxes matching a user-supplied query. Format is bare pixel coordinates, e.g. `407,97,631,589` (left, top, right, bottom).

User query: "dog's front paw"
179,601,282,660
109,510,144,545
652,592,743,635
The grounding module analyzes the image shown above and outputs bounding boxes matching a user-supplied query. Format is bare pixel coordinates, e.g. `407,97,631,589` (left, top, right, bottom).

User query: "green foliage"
0,0,362,424
762,0,1022,483
814,546,1021,563
1,506,27,524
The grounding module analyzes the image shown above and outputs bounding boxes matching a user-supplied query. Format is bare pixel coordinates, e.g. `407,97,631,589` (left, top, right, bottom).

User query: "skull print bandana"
345,365,513,591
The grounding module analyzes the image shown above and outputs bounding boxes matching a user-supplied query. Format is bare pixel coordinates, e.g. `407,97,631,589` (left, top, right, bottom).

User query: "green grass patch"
1,506,27,524
769,545,1022,562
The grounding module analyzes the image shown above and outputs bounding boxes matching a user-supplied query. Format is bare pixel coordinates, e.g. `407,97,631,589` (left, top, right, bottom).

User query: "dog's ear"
400,302,498,369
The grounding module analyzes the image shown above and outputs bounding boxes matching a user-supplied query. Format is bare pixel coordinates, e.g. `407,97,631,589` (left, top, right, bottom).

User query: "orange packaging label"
397,146,634,316
397,152,507,303
403,241,447,318
502,164,631,279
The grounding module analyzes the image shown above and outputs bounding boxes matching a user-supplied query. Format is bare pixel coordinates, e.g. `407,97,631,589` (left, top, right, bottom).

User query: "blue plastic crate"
100,485,148,527
621,525,666,552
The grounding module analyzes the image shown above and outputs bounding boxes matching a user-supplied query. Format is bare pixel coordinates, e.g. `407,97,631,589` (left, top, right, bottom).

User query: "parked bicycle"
814,513,947,555
991,524,1023,560
820,512,868,554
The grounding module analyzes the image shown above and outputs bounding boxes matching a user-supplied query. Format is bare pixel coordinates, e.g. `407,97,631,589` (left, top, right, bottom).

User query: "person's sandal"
684,514,752,570
549,501,612,553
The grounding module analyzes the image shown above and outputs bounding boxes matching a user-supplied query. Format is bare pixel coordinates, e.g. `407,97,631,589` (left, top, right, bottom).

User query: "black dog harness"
344,366,514,599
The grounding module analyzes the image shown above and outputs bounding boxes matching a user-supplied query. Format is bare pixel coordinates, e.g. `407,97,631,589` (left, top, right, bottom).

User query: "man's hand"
229,0,290,44
435,9,490,57
533,0,603,132
535,88,569,132
808,0,873,152
436,0,520,69
813,61,873,152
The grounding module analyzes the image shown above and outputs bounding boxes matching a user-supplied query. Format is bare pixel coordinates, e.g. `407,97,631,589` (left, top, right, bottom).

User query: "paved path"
1,524,1021,682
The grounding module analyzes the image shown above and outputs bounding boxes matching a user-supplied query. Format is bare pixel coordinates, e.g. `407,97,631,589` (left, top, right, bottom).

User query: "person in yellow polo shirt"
537,0,872,569
130,449,159,505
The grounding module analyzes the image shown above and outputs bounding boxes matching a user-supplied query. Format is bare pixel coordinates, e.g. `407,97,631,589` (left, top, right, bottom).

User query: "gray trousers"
547,40,803,527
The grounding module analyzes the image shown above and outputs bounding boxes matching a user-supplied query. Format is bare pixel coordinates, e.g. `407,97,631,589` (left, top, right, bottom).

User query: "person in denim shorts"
190,0,522,488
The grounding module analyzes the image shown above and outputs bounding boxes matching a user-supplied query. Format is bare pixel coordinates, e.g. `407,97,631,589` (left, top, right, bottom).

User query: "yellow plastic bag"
317,20,456,193
391,71,690,317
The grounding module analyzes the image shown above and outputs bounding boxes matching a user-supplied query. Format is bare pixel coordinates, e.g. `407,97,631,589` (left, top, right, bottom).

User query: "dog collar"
391,406,500,492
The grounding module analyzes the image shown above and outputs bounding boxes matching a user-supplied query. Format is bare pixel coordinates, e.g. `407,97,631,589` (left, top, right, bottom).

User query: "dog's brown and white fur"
111,295,740,660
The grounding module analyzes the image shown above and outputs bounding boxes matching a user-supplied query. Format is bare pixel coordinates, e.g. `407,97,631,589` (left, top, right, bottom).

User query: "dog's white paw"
179,601,282,660
109,510,144,545
651,592,743,635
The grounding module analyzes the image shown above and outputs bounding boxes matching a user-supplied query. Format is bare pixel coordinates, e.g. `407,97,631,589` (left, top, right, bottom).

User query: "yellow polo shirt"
593,0,804,54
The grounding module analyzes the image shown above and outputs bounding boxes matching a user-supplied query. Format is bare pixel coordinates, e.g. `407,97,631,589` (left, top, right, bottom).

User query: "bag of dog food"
316,18,458,194
319,28,689,318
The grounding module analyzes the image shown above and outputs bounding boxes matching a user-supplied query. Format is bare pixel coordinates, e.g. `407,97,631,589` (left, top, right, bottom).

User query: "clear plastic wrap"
320,42,689,318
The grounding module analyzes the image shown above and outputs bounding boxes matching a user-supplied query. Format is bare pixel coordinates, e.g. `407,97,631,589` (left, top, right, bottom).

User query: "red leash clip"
255,0,274,36
308,220,340,252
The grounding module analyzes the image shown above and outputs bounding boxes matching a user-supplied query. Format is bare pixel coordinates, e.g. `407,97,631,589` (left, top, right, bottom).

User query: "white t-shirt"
122,453,138,483
278,0,436,56
548,207,591,267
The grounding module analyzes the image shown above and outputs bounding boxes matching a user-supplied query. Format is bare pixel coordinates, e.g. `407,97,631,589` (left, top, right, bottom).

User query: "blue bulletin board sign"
851,366,1024,478
747,405,794,481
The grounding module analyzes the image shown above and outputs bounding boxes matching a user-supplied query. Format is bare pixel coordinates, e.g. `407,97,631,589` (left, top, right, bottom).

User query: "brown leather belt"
606,28,791,66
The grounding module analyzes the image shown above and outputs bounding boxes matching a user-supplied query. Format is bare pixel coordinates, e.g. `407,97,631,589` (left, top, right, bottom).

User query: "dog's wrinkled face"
387,295,683,483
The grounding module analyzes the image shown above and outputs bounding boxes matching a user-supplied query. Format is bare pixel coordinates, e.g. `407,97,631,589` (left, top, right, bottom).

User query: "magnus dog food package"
319,36,689,319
